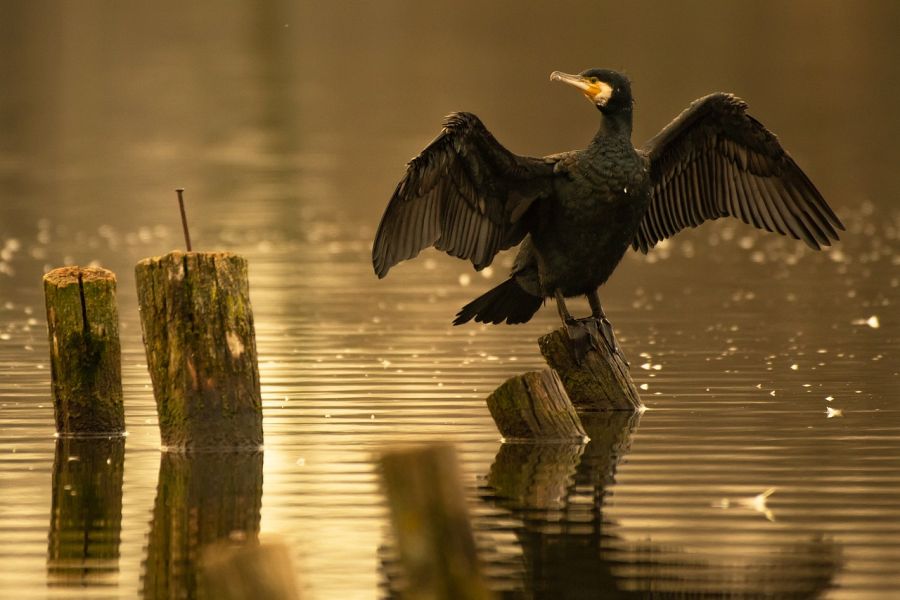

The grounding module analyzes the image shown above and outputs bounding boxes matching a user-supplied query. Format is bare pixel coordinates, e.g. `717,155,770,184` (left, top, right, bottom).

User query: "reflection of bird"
372,69,843,352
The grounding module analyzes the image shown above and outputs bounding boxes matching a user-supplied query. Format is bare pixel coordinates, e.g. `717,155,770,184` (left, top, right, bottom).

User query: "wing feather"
634,93,843,252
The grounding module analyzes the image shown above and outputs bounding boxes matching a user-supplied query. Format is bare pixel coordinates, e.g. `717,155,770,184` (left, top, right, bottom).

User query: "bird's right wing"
633,93,843,253
373,112,557,278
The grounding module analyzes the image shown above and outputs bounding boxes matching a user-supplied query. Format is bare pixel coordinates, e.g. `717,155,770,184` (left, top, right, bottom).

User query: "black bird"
372,69,843,353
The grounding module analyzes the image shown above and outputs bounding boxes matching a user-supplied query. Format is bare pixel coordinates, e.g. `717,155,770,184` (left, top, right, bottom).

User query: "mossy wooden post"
380,444,495,600
47,436,125,586
201,541,302,600
43,266,124,435
486,369,586,441
539,322,643,412
135,251,262,450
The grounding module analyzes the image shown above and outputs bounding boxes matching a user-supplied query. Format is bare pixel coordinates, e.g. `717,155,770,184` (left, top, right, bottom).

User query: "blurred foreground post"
201,541,301,600
539,321,642,412
486,368,586,440
135,251,262,450
380,444,495,600
43,266,124,435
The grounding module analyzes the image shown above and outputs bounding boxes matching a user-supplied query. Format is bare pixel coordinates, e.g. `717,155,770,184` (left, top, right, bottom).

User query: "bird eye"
590,77,599,84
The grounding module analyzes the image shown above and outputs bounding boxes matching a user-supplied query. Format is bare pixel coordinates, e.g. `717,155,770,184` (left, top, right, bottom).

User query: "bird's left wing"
633,93,844,253
373,112,556,278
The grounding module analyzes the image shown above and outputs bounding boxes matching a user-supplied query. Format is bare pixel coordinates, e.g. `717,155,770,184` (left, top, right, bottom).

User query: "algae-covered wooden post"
380,444,495,600
201,541,301,600
539,321,642,412
486,369,586,441
47,436,125,586
43,266,124,435
135,250,262,450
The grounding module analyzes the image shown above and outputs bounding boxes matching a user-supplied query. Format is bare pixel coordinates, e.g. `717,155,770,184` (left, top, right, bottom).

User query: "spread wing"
633,93,844,253
373,112,556,277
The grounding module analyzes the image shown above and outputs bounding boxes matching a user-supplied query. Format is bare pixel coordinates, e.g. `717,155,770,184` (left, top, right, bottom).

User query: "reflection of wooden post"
539,324,642,412
142,451,264,600
486,369,586,441
575,412,641,491
201,541,302,600
487,443,585,511
380,444,494,600
481,410,641,597
135,251,262,450
47,437,124,586
43,266,124,435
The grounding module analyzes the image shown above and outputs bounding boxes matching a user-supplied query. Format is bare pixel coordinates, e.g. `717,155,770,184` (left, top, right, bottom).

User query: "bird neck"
592,108,633,145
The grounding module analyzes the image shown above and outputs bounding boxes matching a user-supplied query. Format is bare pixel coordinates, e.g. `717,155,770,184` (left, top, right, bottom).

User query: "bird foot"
564,317,629,367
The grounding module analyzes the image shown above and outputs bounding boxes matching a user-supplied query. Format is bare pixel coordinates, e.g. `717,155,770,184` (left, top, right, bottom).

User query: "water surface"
1,2,899,598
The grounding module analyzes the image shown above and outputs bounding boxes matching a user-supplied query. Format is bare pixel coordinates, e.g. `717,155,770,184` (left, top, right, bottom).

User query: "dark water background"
1,1,899,598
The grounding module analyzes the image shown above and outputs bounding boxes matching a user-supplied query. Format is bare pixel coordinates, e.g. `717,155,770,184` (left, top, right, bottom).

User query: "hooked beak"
550,71,612,106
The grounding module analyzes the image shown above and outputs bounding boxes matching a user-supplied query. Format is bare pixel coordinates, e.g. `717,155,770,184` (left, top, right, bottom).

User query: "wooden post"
142,451,264,599
486,369,586,441
135,251,262,450
201,541,301,600
379,444,495,600
539,321,643,412
43,266,124,435
47,436,124,586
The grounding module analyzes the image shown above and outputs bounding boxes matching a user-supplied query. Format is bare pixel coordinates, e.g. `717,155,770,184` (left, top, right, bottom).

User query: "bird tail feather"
453,277,543,326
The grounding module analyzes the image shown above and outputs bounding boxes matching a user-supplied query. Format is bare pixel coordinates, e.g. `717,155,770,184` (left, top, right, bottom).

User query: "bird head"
550,69,633,114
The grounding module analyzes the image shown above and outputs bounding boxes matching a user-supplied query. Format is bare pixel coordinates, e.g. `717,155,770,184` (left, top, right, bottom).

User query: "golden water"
1,2,898,598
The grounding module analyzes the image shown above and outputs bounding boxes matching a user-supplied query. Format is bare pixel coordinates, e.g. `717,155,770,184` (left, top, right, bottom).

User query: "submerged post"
135,251,262,450
379,444,494,600
539,321,643,412
43,266,124,435
486,368,586,441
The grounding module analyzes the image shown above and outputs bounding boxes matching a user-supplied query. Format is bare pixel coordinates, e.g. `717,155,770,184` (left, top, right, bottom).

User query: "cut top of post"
134,250,243,270
43,265,116,287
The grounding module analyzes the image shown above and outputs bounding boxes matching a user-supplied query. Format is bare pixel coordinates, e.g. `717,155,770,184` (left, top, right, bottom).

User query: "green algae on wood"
539,324,642,412
135,251,262,450
487,369,587,441
380,444,495,600
43,266,124,435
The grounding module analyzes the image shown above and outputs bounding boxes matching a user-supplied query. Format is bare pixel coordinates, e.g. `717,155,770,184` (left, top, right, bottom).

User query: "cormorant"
372,69,843,353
